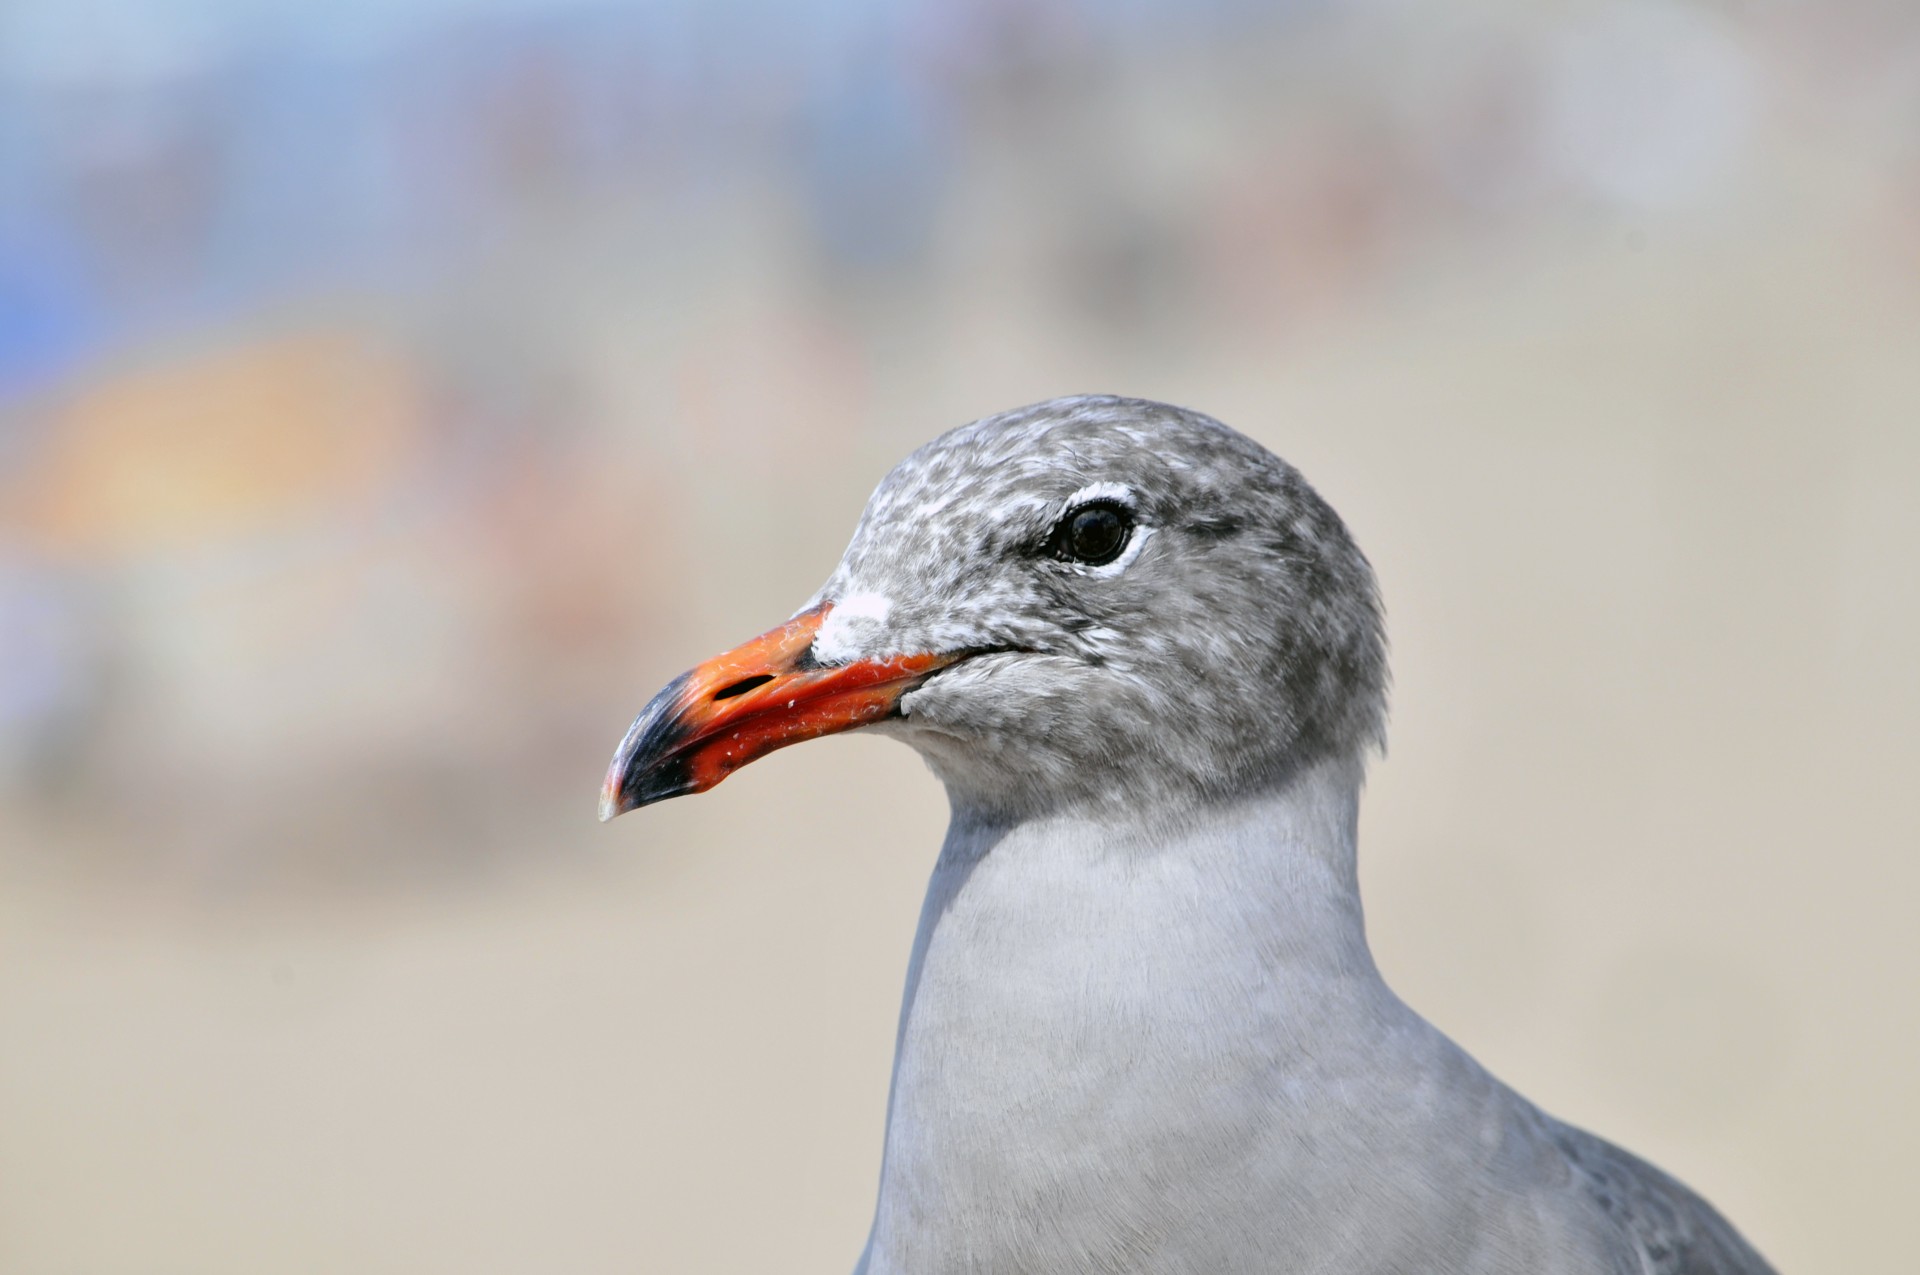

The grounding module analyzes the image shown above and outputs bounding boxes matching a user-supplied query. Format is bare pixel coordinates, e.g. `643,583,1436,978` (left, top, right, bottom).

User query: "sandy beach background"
2,3,1916,1271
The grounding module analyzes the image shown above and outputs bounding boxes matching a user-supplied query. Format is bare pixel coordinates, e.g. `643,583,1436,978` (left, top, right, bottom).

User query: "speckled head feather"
807,395,1388,820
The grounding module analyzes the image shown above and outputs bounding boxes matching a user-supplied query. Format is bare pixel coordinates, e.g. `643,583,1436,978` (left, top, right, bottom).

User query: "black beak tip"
599,754,698,821
599,674,699,823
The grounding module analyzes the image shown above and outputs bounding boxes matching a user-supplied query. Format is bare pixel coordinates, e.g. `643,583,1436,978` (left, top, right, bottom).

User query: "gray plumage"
814,396,1387,820
756,397,1776,1272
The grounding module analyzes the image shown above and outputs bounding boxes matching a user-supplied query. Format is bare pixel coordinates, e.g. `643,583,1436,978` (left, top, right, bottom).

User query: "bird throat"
860,755,1395,1272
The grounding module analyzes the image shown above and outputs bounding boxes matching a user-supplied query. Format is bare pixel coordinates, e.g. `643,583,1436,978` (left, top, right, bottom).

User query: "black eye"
1053,501,1133,566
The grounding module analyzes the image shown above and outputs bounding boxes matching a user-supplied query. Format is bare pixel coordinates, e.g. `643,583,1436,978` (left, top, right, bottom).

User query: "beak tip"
598,753,626,821
600,749,652,821
599,745,697,824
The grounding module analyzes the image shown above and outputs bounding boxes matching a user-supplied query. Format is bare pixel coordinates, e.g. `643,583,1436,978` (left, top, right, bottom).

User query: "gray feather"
714,395,1778,1274
1550,1122,1779,1275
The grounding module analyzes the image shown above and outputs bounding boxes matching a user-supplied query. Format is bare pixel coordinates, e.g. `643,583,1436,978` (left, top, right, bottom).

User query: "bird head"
601,396,1386,823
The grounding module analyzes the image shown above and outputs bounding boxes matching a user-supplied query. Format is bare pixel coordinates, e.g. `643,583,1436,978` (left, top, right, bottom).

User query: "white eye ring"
1062,481,1135,510
1081,523,1154,576
1056,483,1152,577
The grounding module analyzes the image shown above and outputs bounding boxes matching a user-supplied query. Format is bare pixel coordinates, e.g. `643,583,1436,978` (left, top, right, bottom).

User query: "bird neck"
922,752,1381,999
862,754,1404,1272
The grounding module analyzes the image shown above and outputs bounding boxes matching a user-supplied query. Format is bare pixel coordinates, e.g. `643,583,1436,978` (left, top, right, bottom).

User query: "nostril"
713,674,775,701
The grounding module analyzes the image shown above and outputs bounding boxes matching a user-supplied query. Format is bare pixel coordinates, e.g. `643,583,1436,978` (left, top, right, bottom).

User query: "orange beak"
599,603,955,820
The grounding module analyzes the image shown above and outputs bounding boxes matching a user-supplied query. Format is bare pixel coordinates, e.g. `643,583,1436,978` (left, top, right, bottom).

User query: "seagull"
600,396,1778,1275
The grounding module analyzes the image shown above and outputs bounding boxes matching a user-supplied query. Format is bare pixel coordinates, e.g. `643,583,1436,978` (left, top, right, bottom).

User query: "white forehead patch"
812,590,894,664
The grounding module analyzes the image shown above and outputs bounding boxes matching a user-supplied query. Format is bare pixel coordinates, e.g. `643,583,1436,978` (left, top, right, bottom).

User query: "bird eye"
1053,501,1133,566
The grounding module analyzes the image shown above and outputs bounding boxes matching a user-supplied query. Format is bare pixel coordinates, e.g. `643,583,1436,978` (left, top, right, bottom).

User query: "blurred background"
1,0,1916,1270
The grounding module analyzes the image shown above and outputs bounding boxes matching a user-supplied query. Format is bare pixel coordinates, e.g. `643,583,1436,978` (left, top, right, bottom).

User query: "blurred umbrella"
1,331,424,556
